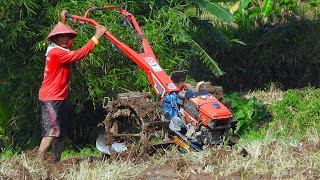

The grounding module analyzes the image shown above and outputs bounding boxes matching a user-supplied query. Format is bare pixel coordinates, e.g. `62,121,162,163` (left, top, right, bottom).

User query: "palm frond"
188,38,224,76
189,16,231,48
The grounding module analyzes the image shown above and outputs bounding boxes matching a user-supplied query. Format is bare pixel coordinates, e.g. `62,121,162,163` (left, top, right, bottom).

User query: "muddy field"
2,139,320,179
1,146,250,179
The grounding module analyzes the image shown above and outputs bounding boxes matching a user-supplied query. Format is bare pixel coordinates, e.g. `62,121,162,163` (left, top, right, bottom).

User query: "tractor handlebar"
64,13,100,27
62,5,176,95
84,6,120,18
64,6,143,37
89,6,104,11
65,13,72,19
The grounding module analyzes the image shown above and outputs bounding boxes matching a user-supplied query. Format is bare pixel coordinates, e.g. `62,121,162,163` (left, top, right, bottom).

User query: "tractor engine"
172,86,233,147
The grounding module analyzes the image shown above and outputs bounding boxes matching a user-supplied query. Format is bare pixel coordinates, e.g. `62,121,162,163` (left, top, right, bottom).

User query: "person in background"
36,10,107,162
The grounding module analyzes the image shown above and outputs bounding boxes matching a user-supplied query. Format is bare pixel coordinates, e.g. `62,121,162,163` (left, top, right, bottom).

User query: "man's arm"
56,25,107,64
56,10,107,64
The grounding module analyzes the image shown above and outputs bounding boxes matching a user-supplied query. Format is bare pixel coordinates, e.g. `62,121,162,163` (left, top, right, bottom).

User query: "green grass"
268,87,320,138
0,148,17,158
61,146,101,160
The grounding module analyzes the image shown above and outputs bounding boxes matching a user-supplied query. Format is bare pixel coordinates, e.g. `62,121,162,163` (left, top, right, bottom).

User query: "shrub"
225,92,268,137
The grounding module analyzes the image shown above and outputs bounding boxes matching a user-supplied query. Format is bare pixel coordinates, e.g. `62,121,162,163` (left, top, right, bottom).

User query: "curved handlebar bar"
65,6,121,21
84,6,120,18
64,6,143,36
90,6,104,11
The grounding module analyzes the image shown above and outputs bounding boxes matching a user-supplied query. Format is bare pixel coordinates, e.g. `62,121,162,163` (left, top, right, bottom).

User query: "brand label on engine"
145,57,163,72
185,99,199,118
167,83,177,89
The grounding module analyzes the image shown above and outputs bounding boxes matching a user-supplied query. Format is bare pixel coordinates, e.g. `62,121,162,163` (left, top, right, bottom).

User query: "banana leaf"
240,0,250,9
262,0,274,16
187,0,235,23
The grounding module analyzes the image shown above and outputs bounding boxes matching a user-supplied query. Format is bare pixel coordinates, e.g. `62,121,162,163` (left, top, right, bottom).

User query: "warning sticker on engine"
145,57,163,72
151,73,165,95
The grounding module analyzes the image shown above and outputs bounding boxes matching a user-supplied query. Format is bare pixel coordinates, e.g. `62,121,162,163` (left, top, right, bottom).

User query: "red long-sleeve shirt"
39,40,96,100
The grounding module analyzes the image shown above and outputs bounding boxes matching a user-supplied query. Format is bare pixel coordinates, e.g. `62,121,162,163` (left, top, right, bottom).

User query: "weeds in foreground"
269,87,320,138
65,160,146,179
225,91,268,136
217,130,320,178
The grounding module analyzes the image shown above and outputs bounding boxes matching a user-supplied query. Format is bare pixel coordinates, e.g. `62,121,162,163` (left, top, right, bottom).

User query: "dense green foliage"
215,21,320,91
0,0,319,150
193,0,320,90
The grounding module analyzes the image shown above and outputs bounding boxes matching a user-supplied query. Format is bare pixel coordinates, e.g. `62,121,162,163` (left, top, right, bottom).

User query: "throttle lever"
65,13,84,24
65,13,72,19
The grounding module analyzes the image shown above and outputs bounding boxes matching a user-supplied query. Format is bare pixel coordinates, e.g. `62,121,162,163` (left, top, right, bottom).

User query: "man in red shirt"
36,10,107,162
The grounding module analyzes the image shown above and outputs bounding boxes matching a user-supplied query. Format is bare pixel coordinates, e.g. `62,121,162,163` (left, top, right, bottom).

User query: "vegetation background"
0,0,319,156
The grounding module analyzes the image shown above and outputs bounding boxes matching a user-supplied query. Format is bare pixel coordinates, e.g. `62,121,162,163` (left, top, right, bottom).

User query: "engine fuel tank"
184,94,232,126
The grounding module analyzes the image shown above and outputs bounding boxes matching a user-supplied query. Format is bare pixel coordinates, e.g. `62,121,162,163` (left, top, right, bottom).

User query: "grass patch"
64,160,147,179
268,87,320,138
243,82,284,105
61,146,100,160
219,130,320,176
0,148,16,158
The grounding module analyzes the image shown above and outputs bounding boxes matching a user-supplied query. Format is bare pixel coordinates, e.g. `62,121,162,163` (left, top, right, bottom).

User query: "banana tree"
230,0,303,24
180,0,240,76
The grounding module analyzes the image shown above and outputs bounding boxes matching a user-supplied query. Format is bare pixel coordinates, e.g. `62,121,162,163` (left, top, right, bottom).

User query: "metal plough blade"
96,134,127,155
